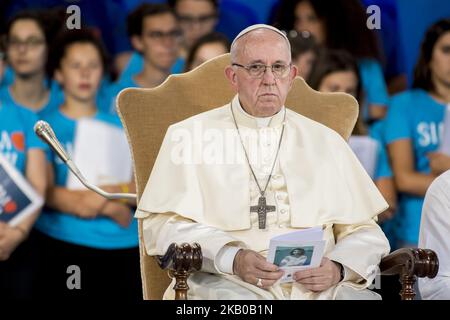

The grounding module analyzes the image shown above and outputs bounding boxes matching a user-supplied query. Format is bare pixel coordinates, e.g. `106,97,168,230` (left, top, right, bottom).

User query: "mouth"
259,93,278,98
78,84,92,90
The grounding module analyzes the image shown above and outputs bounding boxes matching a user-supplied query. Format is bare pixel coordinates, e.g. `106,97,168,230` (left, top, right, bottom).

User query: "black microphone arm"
34,120,136,201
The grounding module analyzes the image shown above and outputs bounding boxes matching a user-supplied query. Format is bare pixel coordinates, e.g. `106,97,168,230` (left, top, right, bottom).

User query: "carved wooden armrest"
380,248,439,300
156,243,203,300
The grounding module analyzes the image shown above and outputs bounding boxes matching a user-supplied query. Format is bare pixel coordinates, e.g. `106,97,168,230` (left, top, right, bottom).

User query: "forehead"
237,31,290,63
142,13,177,31
176,0,216,14
10,19,44,37
64,43,101,60
436,32,450,45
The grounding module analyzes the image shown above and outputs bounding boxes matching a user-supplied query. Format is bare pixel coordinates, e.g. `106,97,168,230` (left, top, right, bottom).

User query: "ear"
131,35,144,53
224,65,238,90
288,64,298,88
54,69,64,86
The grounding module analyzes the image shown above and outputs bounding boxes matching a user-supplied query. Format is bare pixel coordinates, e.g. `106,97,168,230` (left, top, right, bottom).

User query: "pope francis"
135,24,390,300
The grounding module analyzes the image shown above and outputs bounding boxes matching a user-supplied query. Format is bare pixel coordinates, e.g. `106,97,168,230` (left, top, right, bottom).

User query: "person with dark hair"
34,29,140,299
309,49,397,245
272,0,389,123
184,32,229,72
169,0,219,58
286,30,318,81
384,19,450,247
0,9,65,116
0,15,49,300
114,3,181,93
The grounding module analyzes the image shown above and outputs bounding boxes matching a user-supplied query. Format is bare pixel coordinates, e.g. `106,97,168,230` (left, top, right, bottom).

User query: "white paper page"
440,104,450,155
271,226,323,242
348,135,379,179
66,118,132,190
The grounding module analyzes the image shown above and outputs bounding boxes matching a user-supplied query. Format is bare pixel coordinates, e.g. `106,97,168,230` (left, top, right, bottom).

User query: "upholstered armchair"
116,54,438,300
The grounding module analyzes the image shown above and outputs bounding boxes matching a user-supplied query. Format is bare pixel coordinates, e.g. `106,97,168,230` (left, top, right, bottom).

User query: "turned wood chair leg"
399,274,416,300
170,270,190,300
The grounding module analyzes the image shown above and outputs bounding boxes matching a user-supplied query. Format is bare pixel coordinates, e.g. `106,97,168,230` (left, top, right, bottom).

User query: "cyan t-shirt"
0,81,64,118
0,101,47,173
384,89,445,244
118,51,185,85
35,109,138,249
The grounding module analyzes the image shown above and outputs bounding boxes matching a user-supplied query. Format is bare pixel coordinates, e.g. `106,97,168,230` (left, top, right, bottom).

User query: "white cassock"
135,95,390,300
418,170,450,299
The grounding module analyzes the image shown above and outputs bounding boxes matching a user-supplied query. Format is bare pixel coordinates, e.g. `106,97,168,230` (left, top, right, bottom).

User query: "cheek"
92,69,104,85
31,47,47,66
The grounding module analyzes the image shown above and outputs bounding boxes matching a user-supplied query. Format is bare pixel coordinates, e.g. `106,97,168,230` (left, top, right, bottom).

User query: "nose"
262,66,276,84
17,43,28,54
80,66,91,78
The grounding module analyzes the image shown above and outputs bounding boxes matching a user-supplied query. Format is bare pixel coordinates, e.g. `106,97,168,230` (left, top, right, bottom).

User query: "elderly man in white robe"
135,24,390,300
419,169,450,299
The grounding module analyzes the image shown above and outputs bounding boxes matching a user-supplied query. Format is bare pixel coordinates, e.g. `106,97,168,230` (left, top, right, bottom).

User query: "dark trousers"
33,230,142,300
0,230,39,300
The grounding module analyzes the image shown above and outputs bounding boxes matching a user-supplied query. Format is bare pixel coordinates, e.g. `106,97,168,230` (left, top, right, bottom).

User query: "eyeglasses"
232,62,292,79
145,30,182,41
177,14,217,25
8,37,45,50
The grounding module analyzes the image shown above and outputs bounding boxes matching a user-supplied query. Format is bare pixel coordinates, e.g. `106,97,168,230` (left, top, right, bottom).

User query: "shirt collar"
231,95,285,129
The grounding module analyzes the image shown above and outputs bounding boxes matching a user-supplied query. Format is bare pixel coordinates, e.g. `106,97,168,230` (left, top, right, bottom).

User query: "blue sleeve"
384,93,412,144
22,109,48,152
359,59,390,106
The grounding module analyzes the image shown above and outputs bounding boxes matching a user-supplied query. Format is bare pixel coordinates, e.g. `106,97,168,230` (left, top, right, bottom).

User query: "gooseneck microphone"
34,120,136,201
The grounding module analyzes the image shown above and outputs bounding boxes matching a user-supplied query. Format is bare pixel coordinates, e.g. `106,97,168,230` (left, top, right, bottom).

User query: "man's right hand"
233,249,284,289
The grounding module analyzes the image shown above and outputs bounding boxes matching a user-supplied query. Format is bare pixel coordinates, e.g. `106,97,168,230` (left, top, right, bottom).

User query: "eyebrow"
246,59,288,65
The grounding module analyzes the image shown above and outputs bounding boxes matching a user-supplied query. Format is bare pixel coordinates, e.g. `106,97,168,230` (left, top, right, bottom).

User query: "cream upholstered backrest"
116,53,358,300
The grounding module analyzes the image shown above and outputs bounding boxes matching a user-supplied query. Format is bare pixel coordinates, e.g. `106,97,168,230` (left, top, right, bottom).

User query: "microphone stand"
34,120,136,201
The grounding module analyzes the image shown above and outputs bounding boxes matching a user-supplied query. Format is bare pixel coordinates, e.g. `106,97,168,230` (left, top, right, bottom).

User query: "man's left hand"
293,257,342,292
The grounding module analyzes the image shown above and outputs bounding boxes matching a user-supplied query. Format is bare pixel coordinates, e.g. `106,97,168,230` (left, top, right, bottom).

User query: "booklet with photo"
66,118,133,189
267,227,326,283
440,104,450,155
348,135,379,179
0,154,44,226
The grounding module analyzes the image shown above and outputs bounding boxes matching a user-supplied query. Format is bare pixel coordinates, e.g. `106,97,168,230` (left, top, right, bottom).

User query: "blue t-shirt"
118,51,185,86
35,109,138,249
0,101,47,173
384,89,445,244
359,58,390,121
0,81,64,118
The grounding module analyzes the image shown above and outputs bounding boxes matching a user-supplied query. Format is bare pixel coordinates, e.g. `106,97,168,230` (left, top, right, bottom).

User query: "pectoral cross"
250,196,276,229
